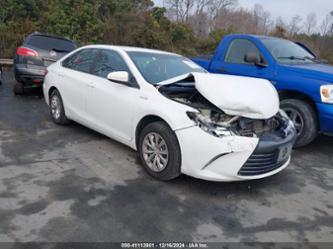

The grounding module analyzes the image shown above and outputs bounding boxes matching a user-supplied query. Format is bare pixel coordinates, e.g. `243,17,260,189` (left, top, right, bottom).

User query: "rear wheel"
49,89,70,125
281,99,317,148
13,82,24,95
138,121,181,181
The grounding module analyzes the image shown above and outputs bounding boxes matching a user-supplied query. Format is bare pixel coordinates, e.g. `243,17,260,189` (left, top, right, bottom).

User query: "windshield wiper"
277,56,306,61
304,56,326,64
278,56,320,63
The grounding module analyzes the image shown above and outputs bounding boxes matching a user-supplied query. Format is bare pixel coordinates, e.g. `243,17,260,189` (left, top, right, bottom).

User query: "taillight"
44,69,48,76
16,47,38,57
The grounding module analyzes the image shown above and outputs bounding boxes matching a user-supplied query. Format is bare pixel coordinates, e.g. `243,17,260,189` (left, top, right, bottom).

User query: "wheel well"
279,90,317,111
279,90,319,124
135,115,166,150
48,86,57,99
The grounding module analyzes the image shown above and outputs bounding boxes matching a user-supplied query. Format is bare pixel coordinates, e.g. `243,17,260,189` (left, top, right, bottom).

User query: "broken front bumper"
176,122,296,182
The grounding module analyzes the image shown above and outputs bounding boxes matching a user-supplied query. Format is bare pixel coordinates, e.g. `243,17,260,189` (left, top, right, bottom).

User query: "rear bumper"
317,103,333,134
14,64,45,87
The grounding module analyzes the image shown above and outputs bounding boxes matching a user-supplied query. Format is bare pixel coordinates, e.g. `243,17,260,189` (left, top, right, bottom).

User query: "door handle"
86,82,95,88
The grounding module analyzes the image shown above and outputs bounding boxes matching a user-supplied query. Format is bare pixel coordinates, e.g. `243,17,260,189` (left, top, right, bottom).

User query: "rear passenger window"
92,49,129,78
225,39,261,64
62,49,97,73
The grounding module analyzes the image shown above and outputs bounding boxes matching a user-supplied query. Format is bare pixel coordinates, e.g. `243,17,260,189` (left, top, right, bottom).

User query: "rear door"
59,48,98,122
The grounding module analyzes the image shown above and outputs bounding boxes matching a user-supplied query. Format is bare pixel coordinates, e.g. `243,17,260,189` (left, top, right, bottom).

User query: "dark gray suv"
13,32,76,94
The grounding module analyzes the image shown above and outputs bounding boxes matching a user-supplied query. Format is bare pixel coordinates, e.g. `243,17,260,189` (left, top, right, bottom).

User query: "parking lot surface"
0,70,332,242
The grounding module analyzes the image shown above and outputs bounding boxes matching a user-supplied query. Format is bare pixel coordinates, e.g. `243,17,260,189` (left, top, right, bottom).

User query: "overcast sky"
155,0,332,26
237,0,332,23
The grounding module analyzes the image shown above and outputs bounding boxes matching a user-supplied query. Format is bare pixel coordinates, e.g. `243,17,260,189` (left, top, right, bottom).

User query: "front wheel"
138,121,181,181
281,99,317,148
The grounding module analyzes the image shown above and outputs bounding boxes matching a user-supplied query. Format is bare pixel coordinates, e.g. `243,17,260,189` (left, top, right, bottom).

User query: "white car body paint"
193,73,280,119
43,45,294,182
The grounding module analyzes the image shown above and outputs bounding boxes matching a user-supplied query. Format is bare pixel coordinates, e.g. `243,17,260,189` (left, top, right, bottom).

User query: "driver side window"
92,49,129,78
225,39,262,64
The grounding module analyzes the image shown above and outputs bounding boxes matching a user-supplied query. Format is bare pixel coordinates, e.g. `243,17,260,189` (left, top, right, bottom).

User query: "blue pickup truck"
192,34,333,147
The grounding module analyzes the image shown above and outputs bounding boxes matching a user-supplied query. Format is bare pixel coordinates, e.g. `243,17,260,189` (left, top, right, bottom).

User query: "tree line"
1,0,333,63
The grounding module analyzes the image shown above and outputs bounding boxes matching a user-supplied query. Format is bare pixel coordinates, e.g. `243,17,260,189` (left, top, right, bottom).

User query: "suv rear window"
25,35,76,52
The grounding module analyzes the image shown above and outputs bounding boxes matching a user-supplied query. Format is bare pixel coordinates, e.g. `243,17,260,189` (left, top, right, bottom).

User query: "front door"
216,38,272,80
86,49,138,142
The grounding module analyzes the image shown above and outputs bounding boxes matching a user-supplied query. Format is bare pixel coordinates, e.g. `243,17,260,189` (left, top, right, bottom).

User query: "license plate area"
277,145,292,162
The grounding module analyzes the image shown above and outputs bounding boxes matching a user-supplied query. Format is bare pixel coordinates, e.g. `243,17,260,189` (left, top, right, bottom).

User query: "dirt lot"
0,70,332,243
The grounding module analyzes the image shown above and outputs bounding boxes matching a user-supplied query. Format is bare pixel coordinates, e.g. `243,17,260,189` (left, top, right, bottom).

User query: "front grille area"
238,150,288,176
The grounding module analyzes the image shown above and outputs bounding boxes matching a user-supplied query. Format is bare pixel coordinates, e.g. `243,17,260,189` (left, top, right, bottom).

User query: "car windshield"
261,37,315,64
127,51,206,84
26,35,76,52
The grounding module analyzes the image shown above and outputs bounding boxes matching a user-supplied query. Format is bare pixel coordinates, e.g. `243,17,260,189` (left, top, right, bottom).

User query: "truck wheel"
281,99,317,148
49,89,70,125
13,82,24,95
138,121,181,181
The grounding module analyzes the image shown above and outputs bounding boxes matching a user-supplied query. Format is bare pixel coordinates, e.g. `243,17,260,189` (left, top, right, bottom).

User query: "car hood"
282,63,333,82
157,73,279,119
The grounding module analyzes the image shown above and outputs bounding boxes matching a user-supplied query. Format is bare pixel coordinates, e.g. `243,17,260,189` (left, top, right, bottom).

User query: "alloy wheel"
284,108,304,136
50,95,61,120
142,132,169,172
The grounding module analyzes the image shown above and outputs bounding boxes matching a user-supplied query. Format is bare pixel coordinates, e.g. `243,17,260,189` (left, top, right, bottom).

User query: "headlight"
186,111,233,137
320,85,333,104
278,109,296,137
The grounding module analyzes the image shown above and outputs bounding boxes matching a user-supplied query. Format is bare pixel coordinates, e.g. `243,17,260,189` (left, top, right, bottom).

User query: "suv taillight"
16,47,38,57
44,69,48,76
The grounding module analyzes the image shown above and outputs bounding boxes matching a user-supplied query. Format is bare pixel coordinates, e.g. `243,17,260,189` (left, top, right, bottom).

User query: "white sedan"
43,45,296,181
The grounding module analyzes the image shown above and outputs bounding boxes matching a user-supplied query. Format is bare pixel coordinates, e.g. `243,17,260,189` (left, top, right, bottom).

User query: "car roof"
27,32,74,42
225,33,287,40
79,45,179,56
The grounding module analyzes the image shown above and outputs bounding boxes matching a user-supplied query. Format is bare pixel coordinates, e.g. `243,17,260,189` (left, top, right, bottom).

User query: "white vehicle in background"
43,45,296,182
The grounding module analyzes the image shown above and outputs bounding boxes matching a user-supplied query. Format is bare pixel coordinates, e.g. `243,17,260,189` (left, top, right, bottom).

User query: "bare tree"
190,0,212,36
208,0,238,28
304,12,317,34
288,15,303,36
169,0,238,35
252,4,272,34
165,0,195,22
320,12,333,35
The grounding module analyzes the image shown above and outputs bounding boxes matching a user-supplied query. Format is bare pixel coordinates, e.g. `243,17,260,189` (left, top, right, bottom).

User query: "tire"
281,99,317,148
0,67,2,85
138,121,181,181
49,89,71,125
13,82,24,95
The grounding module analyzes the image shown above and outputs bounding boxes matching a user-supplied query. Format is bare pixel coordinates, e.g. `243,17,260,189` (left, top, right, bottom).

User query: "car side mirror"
244,52,267,67
107,71,129,84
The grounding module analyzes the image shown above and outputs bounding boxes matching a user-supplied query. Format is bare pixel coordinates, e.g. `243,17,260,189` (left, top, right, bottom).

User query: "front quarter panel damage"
176,126,259,181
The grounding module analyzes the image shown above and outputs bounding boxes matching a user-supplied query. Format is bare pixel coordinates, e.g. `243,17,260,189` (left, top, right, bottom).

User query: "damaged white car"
43,45,296,181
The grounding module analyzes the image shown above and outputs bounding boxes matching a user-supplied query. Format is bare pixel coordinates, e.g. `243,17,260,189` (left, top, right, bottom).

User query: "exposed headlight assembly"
320,85,333,104
278,109,295,137
186,111,233,137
